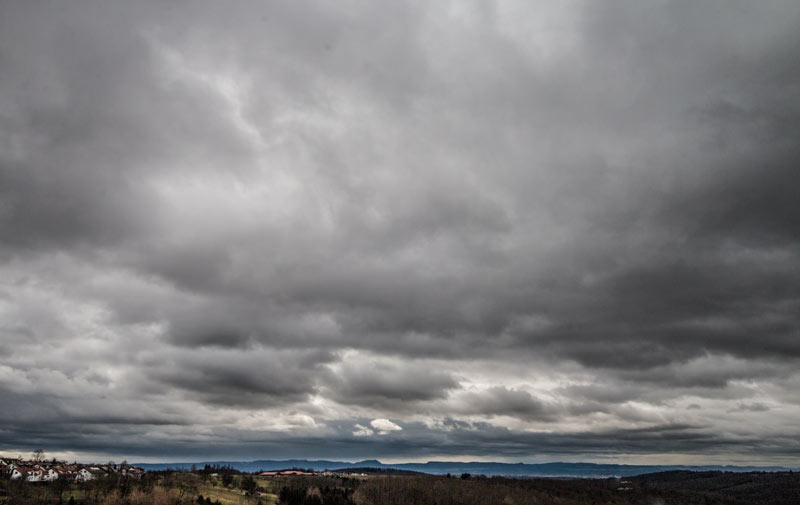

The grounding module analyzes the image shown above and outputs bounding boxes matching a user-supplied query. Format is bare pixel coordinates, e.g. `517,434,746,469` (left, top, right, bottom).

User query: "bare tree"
32,448,45,462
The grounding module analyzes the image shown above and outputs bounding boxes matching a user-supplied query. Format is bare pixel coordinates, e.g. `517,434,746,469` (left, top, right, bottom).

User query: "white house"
25,468,44,482
42,468,60,481
77,468,95,482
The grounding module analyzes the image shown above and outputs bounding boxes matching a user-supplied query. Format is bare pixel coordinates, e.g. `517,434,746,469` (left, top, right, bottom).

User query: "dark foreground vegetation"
632,470,800,505
2,468,799,505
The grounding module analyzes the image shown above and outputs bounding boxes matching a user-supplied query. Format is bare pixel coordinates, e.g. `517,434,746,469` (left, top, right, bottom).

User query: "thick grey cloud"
452,387,556,422
326,360,459,406
1,0,799,464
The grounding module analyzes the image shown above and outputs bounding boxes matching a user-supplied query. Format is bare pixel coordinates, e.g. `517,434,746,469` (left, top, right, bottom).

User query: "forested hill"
134,459,798,477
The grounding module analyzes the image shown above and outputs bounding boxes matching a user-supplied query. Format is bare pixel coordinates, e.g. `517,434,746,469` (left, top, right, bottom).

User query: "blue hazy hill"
134,459,798,477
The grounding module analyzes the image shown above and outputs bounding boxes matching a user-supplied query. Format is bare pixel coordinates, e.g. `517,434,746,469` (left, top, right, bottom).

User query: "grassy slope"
200,477,279,505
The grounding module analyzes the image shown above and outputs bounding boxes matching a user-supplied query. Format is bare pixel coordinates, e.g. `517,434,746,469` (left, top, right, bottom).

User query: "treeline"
278,486,354,505
353,475,653,505
286,474,784,505
634,470,800,505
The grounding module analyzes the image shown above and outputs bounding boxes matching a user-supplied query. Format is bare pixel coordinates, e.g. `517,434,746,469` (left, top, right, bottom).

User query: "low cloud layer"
1,0,799,464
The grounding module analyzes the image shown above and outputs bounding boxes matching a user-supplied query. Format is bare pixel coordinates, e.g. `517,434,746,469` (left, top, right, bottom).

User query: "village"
0,456,144,482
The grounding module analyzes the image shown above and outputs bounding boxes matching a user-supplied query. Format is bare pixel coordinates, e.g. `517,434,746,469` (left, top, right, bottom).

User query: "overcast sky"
1,0,799,465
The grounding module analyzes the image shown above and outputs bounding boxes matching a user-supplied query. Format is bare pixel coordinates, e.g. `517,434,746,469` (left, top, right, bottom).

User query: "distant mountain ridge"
133,459,799,477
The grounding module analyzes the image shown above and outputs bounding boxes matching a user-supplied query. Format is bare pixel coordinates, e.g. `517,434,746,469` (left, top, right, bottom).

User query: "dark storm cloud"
147,347,335,407
326,361,459,406
454,387,556,421
1,0,800,463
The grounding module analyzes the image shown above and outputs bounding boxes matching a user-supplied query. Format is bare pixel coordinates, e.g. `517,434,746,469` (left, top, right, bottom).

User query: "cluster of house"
257,470,367,477
616,479,633,492
257,470,319,477
1,458,145,482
